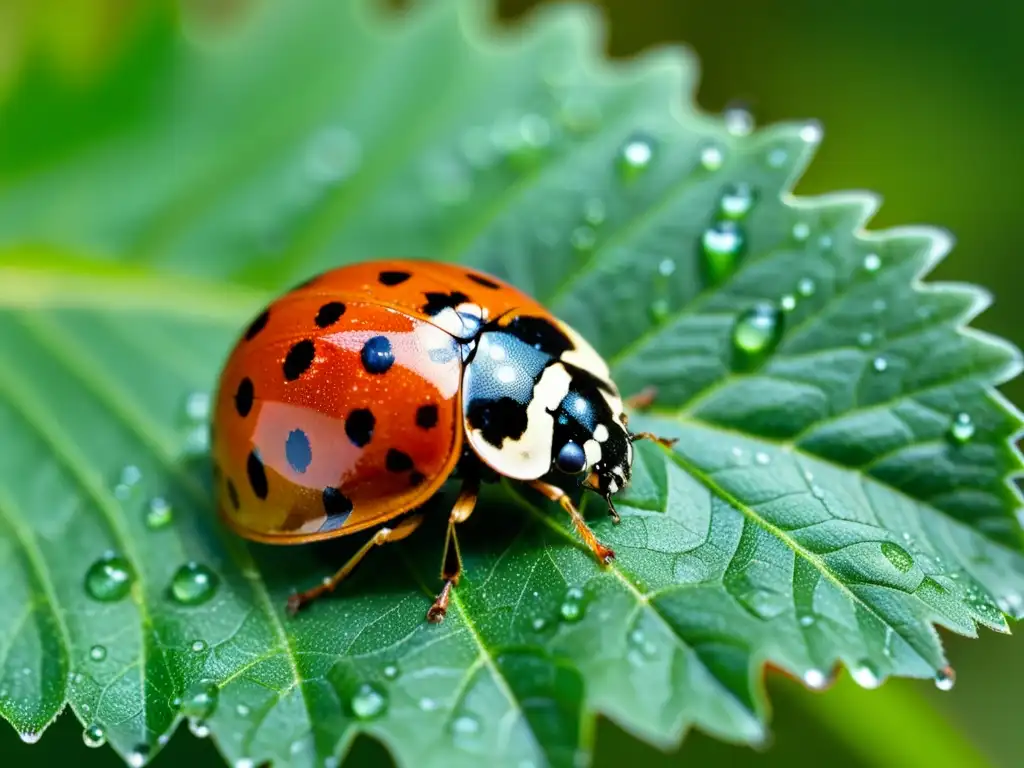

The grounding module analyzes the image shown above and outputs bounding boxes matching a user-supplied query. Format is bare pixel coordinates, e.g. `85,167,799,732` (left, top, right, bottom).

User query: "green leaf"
1,1,1022,766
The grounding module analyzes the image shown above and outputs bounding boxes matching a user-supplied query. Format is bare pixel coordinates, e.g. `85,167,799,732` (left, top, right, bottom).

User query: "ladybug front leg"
286,512,425,615
426,477,480,623
528,480,615,564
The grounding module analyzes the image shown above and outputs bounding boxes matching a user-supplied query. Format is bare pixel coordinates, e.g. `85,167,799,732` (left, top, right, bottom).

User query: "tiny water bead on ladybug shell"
211,260,675,622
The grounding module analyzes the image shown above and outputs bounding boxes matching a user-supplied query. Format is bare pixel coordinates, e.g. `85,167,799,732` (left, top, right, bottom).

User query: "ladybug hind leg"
427,476,480,623
286,512,425,615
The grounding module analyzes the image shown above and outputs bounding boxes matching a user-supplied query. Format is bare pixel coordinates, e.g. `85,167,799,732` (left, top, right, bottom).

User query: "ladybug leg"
427,478,479,624
286,513,425,615
528,480,615,564
624,386,659,412
630,431,679,450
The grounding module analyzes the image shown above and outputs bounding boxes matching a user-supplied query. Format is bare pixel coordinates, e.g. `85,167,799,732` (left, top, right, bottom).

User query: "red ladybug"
212,260,672,621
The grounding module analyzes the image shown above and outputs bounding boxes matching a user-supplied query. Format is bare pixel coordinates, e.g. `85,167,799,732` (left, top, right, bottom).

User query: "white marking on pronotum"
594,424,609,442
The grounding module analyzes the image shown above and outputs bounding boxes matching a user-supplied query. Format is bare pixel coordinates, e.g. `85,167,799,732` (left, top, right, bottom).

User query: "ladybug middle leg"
528,480,615,564
426,476,480,623
286,512,424,615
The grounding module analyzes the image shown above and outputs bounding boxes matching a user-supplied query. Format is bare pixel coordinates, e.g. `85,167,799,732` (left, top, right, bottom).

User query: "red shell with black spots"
212,260,543,542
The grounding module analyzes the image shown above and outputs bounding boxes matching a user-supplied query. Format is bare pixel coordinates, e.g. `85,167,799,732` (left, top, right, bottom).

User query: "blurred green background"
1,0,1021,765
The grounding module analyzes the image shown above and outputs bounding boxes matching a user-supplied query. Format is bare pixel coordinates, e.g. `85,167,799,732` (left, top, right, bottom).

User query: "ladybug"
212,260,673,622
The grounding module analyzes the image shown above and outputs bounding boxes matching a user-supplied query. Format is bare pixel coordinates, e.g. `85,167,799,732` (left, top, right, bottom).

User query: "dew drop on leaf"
699,144,724,171
780,294,797,312
934,666,956,691
766,147,788,167
383,664,399,681
419,697,438,712
732,302,783,368
949,412,975,444
89,645,106,662
798,615,815,627
83,724,107,748
84,552,134,602
531,617,547,631
235,703,251,717
872,356,889,373
180,680,220,720
450,713,482,747
724,105,754,137
792,222,810,241
617,134,655,179
559,586,586,622
648,299,670,325
235,759,256,768
188,719,211,738
857,330,875,348
20,731,40,744
170,562,219,605
800,122,823,144
802,669,827,690
881,542,914,573
145,497,173,530
700,220,745,285
570,226,597,253
754,451,771,466
583,198,606,226
113,465,143,501
797,277,816,297
183,391,211,422
851,661,881,689
658,258,676,277
719,182,756,219
863,253,882,272
557,95,602,135
191,639,207,653
127,745,150,767
349,682,388,720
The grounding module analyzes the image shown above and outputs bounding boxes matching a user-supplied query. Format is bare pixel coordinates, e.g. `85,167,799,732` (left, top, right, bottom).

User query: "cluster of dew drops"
36,99,1004,758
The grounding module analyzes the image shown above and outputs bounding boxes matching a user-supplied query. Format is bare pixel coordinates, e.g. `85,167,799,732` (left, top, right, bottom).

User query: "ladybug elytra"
212,260,673,621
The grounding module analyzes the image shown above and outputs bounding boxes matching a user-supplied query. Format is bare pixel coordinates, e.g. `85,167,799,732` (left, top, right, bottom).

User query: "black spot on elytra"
466,273,501,289
283,340,315,381
345,408,375,447
386,448,414,473
504,315,573,356
246,451,268,500
466,396,529,448
379,270,411,286
244,310,270,341
321,487,353,531
285,429,312,474
422,291,470,316
409,471,426,487
361,336,394,374
235,377,254,417
315,302,346,328
416,404,438,430
226,479,240,510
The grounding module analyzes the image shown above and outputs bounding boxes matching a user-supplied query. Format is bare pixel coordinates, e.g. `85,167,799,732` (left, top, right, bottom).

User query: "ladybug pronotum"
212,260,673,621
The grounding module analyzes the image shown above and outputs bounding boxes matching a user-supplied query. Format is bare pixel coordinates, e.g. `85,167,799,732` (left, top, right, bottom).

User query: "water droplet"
306,127,361,185
810,485,825,500
183,392,211,422
881,542,914,573
127,745,149,767
851,662,881,689
83,724,106,748
583,198,606,226
450,713,482,747
170,562,219,606
724,105,754,136
800,122,823,144
235,760,255,768
559,586,586,623
181,424,210,457
719,182,756,219
732,303,783,368
934,666,956,691
382,664,399,681
114,465,143,501
191,639,207,653
19,731,40,744
780,294,797,312
792,222,811,241
617,135,655,179
626,628,658,661
188,719,210,738
531,617,547,631
84,552,134,602
180,680,219,720
857,331,875,348
797,278,816,297
863,253,881,272
700,221,745,284
658,258,676,277
754,452,771,466
570,226,597,253
699,144,724,171
949,412,975,444
235,704,251,717
419,697,438,712
145,497,173,530
998,592,1023,617
767,148,788,168
89,645,107,662
872,356,889,373
648,299,670,325
802,669,828,690
350,682,388,720
558,96,602,135
798,615,815,627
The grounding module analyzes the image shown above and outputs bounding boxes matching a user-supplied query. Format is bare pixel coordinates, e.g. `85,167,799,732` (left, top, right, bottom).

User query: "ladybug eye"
555,442,587,474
